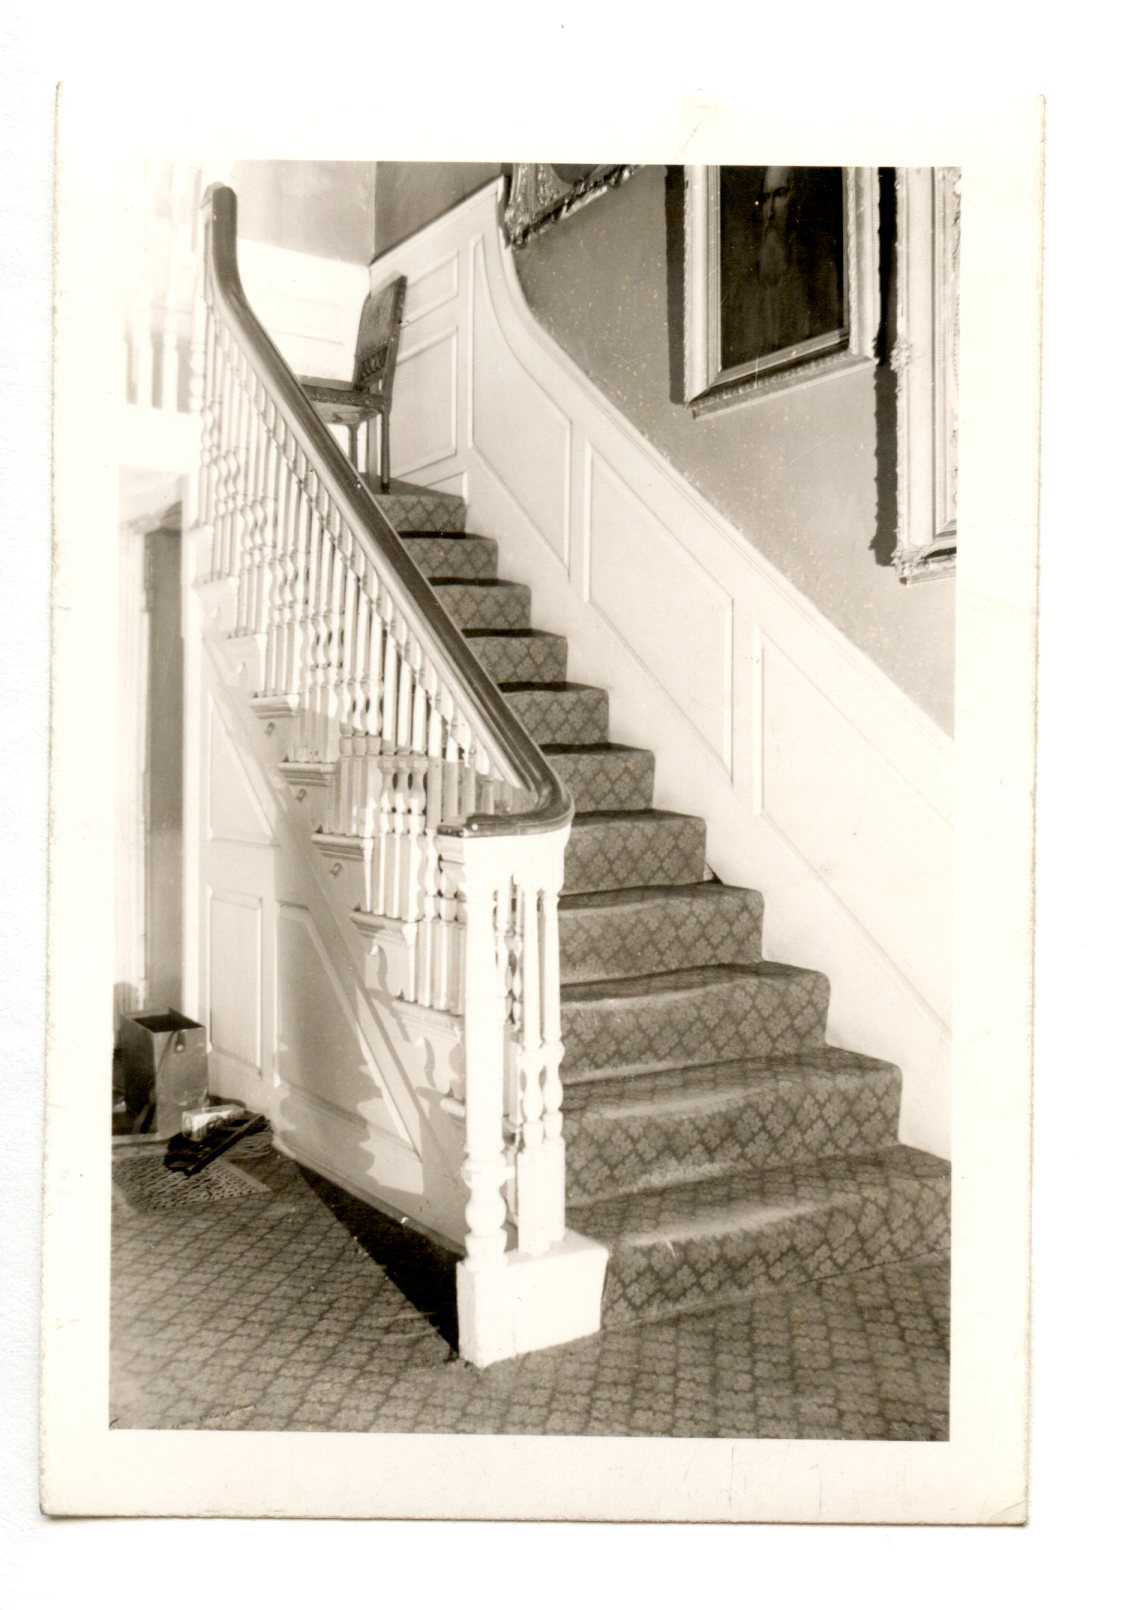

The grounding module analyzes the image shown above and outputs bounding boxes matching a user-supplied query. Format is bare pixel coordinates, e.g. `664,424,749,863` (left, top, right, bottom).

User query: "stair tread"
499,682,606,701
463,628,566,641
567,1145,949,1247
562,1048,899,1115
559,880,758,913
430,577,528,592
569,808,705,828
544,741,651,757
561,959,819,1005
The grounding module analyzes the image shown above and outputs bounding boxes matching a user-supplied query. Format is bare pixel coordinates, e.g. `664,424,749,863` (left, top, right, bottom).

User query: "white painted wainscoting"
375,180,953,1159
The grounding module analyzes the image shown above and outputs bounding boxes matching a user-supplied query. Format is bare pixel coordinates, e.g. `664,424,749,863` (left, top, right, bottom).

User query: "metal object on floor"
118,1009,208,1139
163,1113,268,1177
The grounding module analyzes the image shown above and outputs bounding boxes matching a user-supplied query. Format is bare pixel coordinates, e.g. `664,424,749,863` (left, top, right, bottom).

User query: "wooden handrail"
202,184,572,840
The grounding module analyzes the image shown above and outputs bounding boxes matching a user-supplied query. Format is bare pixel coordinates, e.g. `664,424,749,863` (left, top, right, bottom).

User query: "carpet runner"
378,482,950,1330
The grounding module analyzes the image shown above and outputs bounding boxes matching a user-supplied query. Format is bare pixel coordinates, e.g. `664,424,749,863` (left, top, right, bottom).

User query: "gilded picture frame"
892,167,961,584
503,163,638,248
684,165,880,415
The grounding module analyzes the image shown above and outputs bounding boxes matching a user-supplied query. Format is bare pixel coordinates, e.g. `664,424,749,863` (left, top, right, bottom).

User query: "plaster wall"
374,163,504,255
230,161,379,263
373,162,955,731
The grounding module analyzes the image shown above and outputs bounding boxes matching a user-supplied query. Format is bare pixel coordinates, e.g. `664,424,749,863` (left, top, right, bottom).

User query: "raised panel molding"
207,697,276,845
207,888,262,1071
275,902,410,1142
586,447,733,771
400,251,459,326
757,633,951,1024
392,328,458,477
469,239,570,566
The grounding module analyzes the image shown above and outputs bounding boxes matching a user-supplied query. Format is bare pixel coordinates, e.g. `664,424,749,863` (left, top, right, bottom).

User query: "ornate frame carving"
892,167,960,584
684,166,880,415
503,164,638,248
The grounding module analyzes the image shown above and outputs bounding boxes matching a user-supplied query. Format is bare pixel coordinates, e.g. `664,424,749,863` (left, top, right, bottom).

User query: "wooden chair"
301,274,408,492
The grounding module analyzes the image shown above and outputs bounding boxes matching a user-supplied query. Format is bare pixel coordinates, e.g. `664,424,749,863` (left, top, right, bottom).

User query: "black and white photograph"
34,87,1041,1528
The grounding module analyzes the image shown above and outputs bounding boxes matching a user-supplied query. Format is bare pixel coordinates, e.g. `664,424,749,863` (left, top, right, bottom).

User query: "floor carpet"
110,1138,949,1440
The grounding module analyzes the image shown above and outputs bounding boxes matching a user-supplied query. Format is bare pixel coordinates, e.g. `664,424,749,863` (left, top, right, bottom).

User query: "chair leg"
379,413,391,493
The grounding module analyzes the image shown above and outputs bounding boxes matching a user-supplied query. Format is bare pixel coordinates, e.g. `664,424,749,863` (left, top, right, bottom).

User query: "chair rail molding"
372,178,954,1159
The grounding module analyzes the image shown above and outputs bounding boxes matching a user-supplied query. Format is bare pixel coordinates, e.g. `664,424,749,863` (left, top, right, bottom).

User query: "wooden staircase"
390,490,950,1334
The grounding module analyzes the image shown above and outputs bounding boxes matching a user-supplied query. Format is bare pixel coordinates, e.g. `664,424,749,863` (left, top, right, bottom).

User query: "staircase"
387,488,950,1334
194,182,949,1363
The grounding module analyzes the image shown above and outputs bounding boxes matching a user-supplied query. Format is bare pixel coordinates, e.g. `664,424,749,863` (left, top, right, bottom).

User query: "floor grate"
112,1152,270,1214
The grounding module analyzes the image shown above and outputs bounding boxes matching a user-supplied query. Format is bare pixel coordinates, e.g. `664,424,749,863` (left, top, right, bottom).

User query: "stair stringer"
373,180,953,1161
193,604,472,1247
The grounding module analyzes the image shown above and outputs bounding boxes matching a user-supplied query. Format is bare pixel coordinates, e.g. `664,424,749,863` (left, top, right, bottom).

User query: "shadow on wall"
662,164,900,566
871,167,899,568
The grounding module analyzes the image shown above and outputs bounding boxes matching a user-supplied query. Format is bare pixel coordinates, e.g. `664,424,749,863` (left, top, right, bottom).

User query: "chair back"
352,274,408,400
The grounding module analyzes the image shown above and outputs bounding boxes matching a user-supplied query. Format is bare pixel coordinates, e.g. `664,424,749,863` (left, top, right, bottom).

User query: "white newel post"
452,834,515,1364
513,831,568,1255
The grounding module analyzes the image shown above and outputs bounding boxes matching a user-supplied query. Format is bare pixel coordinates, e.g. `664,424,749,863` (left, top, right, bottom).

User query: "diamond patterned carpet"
255,475,953,1351
110,1141,948,1439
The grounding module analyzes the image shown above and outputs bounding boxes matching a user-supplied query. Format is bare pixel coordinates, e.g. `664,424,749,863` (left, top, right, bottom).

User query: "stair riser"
434,583,532,631
400,536,498,581
595,1178,950,1328
367,486,466,532
560,889,763,982
466,634,568,684
562,970,830,1077
547,748,655,813
503,687,609,747
564,817,706,894
565,1069,902,1201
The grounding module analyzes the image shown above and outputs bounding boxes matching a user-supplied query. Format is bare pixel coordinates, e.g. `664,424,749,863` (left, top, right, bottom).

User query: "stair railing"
194,184,573,1264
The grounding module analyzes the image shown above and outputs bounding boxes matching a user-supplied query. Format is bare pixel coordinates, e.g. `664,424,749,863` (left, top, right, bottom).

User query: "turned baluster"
320,504,346,763
537,838,568,1246
252,396,280,643
374,757,396,918
459,851,513,1275
212,337,236,576
263,420,290,693
358,572,384,845
235,373,262,634
515,875,550,1254
228,351,251,588
277,437,302,695
380,597,399,754
333,534,360,835
296,468,323,757
195,310,219,550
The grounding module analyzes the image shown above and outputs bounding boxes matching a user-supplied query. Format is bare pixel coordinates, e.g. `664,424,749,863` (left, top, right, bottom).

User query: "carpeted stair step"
561,961,830,1079
563,809,706,895
463,629,568,685
562,1050,902,1201
559,881,764,981
364,484,466,532
500,683,609,746
566,1145,950,1328
399,534,498,581
430,578,532,631
544,743,655,813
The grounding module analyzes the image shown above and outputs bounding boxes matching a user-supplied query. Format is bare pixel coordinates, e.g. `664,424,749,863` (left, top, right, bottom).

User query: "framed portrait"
503,163,638,247
684,165,879,414
892,167,960,583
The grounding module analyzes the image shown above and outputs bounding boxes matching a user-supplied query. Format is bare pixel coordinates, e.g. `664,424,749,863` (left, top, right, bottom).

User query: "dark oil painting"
718,166,846,371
